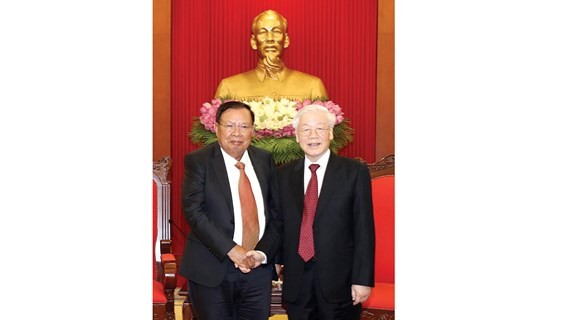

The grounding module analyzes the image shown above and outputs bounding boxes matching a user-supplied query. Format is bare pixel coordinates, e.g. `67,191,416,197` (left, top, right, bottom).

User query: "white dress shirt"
303,149,331,197
220,149,266,245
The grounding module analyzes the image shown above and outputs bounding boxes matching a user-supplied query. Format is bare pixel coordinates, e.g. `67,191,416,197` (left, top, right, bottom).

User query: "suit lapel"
210,143,234,214
248,147,269,216
315,153,339,220
249,148,266,193
291,159,305,219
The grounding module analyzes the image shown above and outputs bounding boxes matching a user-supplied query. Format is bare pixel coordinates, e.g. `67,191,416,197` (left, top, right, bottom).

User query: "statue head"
250,10,290,63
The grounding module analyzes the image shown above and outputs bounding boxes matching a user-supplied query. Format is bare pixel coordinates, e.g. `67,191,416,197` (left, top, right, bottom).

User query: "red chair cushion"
371,176,394,283
161,253,176,263
153,280,167,303
362,282,394,310
362,175,395,311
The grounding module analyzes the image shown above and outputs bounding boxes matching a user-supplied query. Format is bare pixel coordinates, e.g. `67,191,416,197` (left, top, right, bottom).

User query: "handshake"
228,245,266,273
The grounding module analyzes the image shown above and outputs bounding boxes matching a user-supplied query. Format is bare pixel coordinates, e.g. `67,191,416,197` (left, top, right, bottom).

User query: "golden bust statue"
214,10,329,101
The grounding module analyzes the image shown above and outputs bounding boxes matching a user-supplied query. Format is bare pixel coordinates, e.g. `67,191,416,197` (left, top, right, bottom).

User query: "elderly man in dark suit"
277,105,375,320
179,101,283,320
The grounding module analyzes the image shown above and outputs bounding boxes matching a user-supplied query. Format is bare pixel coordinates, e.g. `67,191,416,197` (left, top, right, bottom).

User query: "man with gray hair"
276,105,375,319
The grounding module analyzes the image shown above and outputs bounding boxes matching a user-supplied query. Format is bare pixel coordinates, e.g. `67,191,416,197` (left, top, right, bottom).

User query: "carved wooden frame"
153,156,176,320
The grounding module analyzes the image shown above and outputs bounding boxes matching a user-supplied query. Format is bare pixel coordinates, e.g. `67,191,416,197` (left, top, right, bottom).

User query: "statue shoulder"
286,68,324,82
219,69,258,83
285,69,328,99
214,67,328,100
215,69,259,99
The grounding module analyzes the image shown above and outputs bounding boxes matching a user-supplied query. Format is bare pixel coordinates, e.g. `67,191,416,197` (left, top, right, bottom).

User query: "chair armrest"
160,239,173,254
161,253,177,290
159,239,177,289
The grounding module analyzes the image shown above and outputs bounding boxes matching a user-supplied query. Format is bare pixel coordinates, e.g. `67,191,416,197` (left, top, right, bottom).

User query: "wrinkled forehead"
299,111,330,126
253,13,285,31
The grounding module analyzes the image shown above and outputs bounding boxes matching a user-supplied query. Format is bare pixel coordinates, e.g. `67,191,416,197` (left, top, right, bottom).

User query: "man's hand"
227,245,255,273
351,284,371,305
245,250,265,269
274,264,284,281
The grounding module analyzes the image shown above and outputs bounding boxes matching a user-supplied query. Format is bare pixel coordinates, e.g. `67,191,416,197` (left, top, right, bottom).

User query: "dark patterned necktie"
235,162,259,251
298,164,320,262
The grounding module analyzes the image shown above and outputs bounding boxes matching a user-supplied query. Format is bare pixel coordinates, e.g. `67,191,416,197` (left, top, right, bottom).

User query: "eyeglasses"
297,127,330,137
217,122,253,132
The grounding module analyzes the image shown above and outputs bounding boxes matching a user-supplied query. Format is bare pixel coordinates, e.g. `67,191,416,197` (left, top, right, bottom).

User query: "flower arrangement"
189,97,354,164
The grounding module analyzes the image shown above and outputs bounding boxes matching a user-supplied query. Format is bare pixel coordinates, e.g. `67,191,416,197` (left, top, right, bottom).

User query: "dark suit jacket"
277,153,375,303
179,142,282,287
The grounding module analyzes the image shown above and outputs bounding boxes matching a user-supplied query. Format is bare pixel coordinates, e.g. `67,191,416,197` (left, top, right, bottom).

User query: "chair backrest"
368,155,395,179
153,156,172,278
371,174,394,284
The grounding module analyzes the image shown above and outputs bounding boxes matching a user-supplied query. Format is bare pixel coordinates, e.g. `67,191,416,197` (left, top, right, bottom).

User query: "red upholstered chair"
153,156,177,320
361,174,395,320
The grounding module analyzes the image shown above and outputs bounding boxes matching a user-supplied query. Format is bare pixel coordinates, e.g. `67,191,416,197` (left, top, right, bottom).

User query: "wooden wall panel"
376,0,395,160
153,0,171,161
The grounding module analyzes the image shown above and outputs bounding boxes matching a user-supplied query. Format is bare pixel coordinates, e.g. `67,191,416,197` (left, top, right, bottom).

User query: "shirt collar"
220,148,251,167
304,149,331,172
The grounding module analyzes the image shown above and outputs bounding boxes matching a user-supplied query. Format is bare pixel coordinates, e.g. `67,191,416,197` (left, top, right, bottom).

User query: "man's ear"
250,36,257,50
283,34,290,49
